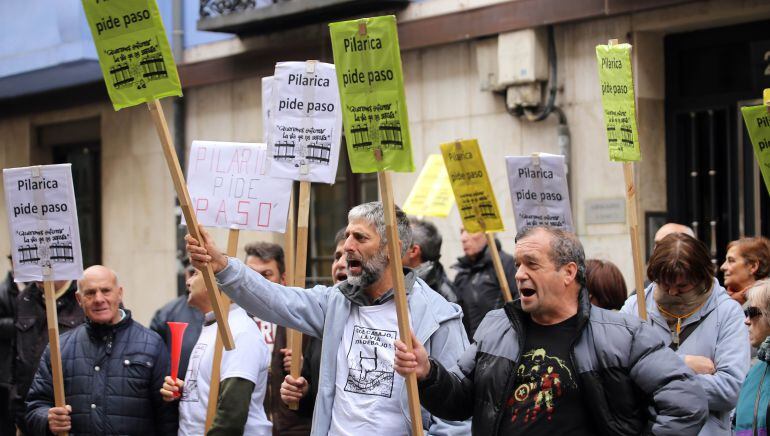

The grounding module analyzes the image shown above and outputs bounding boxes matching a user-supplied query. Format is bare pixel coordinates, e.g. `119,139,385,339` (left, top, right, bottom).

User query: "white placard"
186,141,293,232
268,61,342,184
505,154,574,232
262,76,273,144
3,164,83,282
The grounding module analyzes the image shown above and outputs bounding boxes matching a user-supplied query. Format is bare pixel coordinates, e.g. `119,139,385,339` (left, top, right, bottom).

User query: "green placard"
596,44,641,162
82,0,182,111
329,15,413,173
741,104,770,195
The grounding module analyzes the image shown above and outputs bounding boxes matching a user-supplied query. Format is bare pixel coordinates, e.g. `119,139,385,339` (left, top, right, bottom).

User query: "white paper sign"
268,61,342,184
3,164,83,282
262,76,273,144
505,154,573,232
186,141,293,232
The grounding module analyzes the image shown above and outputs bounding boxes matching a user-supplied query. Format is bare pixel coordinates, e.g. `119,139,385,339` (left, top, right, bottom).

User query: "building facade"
2,0,770,324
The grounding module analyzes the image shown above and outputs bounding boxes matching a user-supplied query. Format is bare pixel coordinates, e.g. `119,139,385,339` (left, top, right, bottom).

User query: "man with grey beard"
185,202,470,436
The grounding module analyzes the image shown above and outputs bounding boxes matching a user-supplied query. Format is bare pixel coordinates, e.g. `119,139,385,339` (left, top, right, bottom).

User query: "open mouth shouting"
519,287,537,299
335,270,348,282
346,256,363,276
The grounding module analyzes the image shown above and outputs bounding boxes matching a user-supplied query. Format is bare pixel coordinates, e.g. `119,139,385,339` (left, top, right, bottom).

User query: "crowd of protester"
3,202,770,435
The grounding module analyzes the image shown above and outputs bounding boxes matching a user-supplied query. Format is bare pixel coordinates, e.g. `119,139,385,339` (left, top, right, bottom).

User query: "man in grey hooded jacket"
186,201,470,436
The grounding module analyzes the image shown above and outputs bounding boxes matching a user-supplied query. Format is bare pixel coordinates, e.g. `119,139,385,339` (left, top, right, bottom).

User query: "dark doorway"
38,118,102,268
665,19,770,269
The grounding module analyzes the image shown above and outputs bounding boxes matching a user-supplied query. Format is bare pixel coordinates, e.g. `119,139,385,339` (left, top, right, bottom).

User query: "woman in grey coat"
622,233,750,436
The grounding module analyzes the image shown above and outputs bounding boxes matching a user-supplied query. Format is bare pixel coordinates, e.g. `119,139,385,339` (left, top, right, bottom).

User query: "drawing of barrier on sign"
350,124,372,150
50,242,75,262
379,121,403,150
110,63,134,88
274,141,296,161
306,143,331,164
18,245,40,264
141,54,169,80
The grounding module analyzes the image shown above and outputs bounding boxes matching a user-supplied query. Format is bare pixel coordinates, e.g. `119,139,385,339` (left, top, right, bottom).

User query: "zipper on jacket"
753,365,769,436
494,303,527,434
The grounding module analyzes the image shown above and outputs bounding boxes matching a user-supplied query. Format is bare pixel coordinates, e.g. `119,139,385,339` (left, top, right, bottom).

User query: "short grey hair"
348,202,412,257
515,226,586,286
409,218,442,262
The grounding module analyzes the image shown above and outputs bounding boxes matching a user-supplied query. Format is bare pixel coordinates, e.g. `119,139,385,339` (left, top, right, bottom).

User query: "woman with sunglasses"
621,233,750,436
735,280,770,436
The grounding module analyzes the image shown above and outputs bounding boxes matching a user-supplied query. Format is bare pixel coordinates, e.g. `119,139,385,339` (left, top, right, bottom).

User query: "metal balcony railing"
197,0,409,35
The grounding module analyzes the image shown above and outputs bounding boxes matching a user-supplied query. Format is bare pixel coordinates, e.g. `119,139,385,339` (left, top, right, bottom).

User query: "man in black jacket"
403,218,458,303
12,278,83,433
452,227,518,338
25,265,177,435
395,226,709,435
0,256,20,436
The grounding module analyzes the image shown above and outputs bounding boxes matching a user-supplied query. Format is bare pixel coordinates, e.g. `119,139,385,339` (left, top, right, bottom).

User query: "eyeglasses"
745,306,763,319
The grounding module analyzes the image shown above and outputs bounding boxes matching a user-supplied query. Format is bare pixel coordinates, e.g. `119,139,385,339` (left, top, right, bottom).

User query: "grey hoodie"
216,257,471,435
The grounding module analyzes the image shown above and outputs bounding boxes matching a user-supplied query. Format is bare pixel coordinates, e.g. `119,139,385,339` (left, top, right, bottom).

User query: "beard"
347,249,388,289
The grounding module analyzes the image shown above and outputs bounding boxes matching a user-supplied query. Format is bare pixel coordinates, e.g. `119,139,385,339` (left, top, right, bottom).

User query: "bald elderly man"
25,266,178,435
654,223,695,245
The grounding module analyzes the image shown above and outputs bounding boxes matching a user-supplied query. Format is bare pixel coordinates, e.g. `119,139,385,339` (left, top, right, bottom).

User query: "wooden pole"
484,233,514,302
44,279,68,436
204,228,239,431
623,163,648,320
607,38,647,320
287,181,311,410
378,170,424,436
146,99,234,350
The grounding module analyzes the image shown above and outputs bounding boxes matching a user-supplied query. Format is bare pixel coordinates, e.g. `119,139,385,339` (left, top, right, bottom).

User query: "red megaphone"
167,321,189,398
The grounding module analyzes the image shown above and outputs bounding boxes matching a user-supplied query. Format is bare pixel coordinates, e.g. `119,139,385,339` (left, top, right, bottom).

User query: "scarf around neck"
654,281,713,328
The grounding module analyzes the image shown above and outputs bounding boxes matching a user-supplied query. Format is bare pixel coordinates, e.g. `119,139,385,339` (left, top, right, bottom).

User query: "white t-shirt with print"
178,306,272,436
329,299,411,436
252,316,277,354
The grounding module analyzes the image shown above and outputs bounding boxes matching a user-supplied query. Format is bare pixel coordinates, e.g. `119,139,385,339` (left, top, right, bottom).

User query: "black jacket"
414,261,458,303
149,295,203,379
12,281,83,430
25,310,178,435
451,239,518,338
0,272,19,387
417,289,709,435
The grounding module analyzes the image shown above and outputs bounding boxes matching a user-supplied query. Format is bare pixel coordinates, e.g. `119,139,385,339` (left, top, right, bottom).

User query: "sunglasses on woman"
745,306,763,319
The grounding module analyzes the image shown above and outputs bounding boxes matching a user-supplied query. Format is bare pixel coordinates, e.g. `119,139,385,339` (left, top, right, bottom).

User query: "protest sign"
505,154,573,232
268,61,342,184
741,104,770,195
3,165,83,283
596,43,640,162
440,139,504,233
596,39,647,320
3,164,81,431
81,0,182,110
186,141,292,232
82,0,233,347
329,15,414,173
262,76,274,144
402,154,454,217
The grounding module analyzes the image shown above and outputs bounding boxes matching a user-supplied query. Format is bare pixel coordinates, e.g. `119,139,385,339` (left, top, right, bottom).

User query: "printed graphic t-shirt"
500,315,594,435
178,306,272,436
329,300,410,436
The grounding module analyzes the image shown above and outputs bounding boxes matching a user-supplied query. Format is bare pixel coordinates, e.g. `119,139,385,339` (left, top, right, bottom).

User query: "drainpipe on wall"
172,0,187,295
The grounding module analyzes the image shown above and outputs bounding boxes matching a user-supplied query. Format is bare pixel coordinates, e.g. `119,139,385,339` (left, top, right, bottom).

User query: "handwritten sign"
186,141,292,232
596,43,640,162
81,0,182,110
329,15,413,173
440,139,504,233
262,76,273,144
505,154,573,232
267,62,342,184
741,105,770,195
3,165,83,283
402,154,454,217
